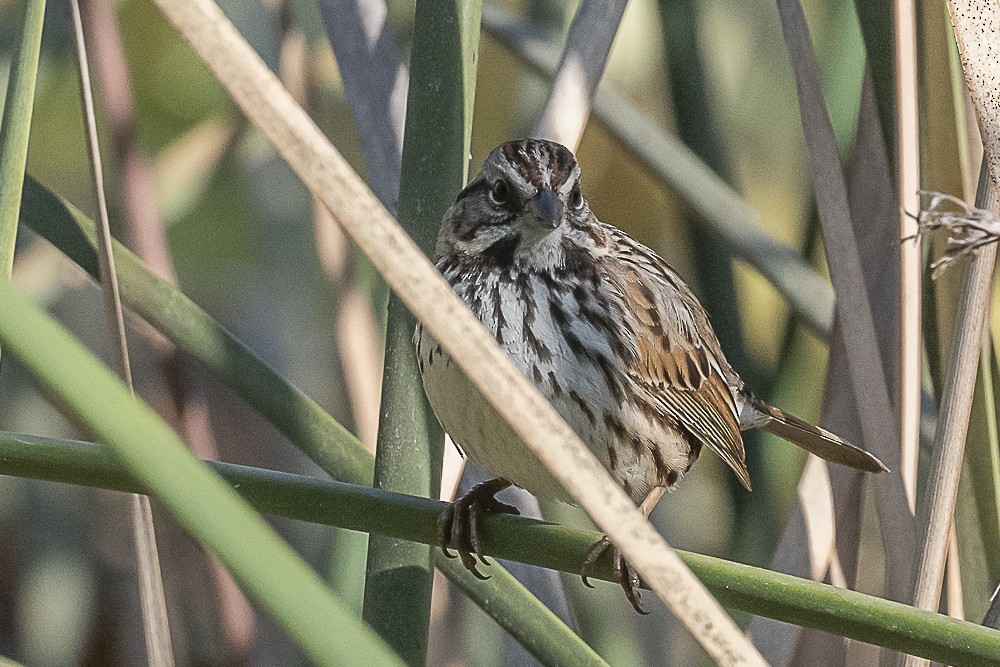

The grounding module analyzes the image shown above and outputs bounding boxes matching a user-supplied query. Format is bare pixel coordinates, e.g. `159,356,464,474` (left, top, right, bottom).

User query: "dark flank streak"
491,280,505,344
525,327,552,362
597,355,625,404
568,390,595,424
548,297,569,327
547,370,563,397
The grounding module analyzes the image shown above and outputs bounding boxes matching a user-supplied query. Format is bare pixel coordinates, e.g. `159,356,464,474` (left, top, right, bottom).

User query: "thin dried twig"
67,0,174,663
150,0,764,662
915,190,1000,278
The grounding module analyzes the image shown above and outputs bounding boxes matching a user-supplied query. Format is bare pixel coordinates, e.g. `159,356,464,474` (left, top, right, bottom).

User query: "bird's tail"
746,395,888,473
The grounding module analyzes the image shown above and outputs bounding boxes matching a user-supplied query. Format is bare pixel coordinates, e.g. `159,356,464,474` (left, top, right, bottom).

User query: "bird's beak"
525,189,563,230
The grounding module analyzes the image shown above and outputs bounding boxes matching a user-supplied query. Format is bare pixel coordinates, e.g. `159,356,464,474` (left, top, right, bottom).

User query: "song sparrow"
415,139,886,612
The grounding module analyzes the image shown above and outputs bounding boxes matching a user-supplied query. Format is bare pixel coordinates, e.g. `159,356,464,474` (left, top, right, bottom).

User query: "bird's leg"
438,477,520,579
581,485,667,614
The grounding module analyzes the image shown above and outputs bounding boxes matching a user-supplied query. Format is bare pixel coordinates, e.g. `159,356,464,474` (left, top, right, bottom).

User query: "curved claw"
613,549,648,615
580,536,648,614
437,478,518,580
580,536,612,589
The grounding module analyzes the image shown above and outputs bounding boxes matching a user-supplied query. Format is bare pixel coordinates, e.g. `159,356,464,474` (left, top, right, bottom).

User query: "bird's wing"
605,238,751,490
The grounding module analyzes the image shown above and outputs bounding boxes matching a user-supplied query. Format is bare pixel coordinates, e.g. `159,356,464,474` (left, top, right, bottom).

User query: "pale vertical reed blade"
946,522,964,620
748,457,837,666
148,0,765,662
531,0,627,150
776,0,916,605
895,0,921,512
906,162,998,667
317,0,406,211
985,583,1000,628
67,0,175,663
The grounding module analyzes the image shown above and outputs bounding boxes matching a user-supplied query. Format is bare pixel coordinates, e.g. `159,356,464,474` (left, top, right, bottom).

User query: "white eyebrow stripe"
557,164,581,195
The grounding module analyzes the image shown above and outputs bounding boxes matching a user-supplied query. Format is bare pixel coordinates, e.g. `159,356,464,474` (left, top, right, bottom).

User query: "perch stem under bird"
416,139,887,612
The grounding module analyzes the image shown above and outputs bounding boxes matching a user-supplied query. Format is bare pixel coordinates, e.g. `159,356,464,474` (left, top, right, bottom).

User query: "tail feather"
749,397,889,473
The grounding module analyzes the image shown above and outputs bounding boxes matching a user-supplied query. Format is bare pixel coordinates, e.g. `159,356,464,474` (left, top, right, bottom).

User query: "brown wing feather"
605,239,751,489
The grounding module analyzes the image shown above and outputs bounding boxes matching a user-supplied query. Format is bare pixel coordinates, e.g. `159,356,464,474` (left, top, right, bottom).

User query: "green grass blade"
361,1,481,663
20,174,373,486
0,282,404,667
4,432,1000,666
0,0,46,279
20,174,600,666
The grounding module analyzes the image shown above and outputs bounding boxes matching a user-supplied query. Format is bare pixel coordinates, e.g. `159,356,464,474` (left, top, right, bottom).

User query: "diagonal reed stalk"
907,165,998,667
20,175,605,666
140,0,764,661
66,1,174,662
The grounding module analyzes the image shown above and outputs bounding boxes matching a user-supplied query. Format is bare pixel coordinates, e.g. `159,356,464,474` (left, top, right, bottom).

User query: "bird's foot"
581,536,647,614
438,477,519,579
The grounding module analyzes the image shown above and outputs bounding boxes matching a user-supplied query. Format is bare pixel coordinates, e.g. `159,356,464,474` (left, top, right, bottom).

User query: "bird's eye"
570,184,584,210
489,179,510,206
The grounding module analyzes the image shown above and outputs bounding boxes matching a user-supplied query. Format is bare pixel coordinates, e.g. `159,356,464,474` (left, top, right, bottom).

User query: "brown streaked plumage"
415,139,886,612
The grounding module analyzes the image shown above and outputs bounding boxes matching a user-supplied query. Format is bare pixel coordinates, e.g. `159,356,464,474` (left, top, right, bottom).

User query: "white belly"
414,271,696,504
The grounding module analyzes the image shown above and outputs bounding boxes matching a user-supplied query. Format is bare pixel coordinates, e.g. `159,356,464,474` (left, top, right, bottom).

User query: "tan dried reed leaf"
147,0,765,662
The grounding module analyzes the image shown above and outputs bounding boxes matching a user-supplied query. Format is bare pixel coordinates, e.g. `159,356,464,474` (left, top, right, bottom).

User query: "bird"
414,138,886,612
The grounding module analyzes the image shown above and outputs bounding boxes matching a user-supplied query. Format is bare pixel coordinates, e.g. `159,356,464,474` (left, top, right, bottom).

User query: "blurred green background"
0,0,936,664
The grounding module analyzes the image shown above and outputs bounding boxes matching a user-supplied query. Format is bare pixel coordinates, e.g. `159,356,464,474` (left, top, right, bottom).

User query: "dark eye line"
456,179,491,203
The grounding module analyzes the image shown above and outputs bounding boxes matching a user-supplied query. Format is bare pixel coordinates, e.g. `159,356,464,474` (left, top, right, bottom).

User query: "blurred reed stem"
66,1,174,661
